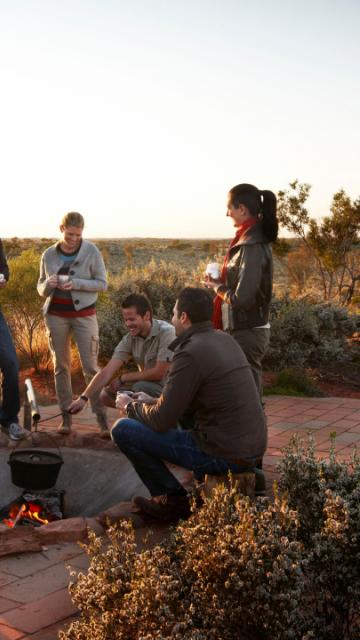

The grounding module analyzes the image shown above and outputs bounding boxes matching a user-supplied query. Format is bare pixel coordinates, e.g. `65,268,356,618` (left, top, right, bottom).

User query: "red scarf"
212,218,258,329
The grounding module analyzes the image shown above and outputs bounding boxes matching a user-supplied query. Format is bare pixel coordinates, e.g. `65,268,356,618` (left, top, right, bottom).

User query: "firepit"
0,382,151,555
0,446,147,518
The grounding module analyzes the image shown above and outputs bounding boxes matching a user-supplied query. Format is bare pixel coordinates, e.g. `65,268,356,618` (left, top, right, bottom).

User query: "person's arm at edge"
0,239,10,281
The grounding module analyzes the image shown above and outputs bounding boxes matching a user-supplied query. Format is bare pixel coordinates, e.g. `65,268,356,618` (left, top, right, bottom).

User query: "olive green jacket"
128,322,266,464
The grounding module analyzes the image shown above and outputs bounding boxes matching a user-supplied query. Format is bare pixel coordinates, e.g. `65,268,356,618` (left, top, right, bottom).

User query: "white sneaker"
7,422,28,441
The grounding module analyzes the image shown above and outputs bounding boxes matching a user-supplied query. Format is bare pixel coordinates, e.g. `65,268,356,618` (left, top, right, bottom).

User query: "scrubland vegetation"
1,181,359,395
60,435,360,640
2,184,358,638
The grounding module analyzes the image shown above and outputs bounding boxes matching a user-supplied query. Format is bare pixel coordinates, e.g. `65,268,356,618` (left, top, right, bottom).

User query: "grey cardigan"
37,240,107,315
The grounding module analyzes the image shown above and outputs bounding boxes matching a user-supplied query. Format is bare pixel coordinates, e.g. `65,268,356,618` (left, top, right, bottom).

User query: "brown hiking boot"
57,412,72,435
96,412,110,439
133,494,191,522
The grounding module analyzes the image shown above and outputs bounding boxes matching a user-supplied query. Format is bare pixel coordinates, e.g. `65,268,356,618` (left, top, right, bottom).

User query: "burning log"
0,490,65,529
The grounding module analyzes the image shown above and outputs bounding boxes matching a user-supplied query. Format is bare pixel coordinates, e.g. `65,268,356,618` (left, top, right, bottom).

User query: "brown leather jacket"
216,223,273,330
128,321,266,464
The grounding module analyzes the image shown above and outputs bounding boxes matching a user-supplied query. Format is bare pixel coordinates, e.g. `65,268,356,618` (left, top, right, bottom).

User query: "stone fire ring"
0,430,155,556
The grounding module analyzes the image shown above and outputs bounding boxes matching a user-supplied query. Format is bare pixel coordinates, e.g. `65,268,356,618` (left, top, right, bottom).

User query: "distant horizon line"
2,234,295,241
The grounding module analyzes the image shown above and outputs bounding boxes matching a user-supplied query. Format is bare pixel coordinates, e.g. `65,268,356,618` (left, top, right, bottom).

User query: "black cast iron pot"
8,449,64,490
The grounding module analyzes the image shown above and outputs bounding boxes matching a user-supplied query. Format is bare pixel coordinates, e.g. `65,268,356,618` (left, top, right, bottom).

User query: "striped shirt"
48,246,96,318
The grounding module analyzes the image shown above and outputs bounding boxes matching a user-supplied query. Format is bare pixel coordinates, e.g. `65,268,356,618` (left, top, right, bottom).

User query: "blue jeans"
112,418,254,496
0,311,20,427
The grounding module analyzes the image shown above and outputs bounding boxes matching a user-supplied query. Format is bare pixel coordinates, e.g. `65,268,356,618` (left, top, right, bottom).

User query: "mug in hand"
58,275,70,284
206,262,220,279
116,391,132,408
0,273,5,282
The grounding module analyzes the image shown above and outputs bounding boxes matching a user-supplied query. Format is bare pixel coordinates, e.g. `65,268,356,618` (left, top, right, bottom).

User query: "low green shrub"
265,296,358,371
265,368,323,397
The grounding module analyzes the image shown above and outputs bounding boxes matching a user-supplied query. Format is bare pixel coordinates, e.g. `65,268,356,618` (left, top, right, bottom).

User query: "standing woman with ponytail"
206,183,278,398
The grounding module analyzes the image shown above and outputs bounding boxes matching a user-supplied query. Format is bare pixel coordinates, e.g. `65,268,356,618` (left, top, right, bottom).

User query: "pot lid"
9,449,63,465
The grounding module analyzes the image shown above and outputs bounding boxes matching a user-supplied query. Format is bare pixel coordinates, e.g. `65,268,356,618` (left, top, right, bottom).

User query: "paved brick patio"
0,395,359,639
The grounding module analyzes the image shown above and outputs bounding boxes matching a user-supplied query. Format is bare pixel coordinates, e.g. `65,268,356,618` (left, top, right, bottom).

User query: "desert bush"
61,488,304,640
265,296,358,371
97,259,190,359
1,248,49,371
277,436,360,639
166,239,193,251
61,438,360,640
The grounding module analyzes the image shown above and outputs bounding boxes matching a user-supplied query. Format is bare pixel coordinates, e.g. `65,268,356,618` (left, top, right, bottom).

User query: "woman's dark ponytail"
229,184,278,242
260,190,278,242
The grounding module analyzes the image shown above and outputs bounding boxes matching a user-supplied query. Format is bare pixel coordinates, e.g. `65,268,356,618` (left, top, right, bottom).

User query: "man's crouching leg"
111,418,191,522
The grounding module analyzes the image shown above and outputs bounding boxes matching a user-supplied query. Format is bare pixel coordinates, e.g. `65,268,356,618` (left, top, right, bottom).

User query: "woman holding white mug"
37,212,109,436
205,183,278,399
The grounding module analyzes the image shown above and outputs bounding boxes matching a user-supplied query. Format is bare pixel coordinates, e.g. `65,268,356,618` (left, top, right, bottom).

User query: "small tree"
277,181,360,303
1,248,46,371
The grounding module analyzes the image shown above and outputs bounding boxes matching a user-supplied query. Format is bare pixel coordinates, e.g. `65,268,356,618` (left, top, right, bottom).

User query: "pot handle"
12,429,63,460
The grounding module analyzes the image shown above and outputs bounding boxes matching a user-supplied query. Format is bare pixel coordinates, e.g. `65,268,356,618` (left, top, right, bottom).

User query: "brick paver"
0,396,359,638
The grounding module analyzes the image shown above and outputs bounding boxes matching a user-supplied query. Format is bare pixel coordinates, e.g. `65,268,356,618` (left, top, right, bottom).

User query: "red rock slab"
37,518,88,544
97,500,148,529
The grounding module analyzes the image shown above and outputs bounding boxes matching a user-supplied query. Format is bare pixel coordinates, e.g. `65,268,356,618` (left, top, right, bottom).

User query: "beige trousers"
45,314,105,418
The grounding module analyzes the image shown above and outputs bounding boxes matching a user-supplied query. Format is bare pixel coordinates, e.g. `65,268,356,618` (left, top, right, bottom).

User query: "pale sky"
0,0,359,238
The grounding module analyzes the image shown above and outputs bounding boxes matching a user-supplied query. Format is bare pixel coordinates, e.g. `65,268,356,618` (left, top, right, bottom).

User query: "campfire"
0,490,65,528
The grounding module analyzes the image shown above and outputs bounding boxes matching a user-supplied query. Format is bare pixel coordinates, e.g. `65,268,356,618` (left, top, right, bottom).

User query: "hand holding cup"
47,274,59,288
206,262,221,280
203,262,221,289
116,392,133,410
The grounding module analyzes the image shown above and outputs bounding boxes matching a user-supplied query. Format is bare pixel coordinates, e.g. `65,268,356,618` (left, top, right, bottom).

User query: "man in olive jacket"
113,287,266,521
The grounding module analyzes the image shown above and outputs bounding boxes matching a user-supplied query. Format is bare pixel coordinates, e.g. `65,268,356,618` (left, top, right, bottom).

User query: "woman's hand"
59,280,74,290
202,274,221,290
46,274,59,288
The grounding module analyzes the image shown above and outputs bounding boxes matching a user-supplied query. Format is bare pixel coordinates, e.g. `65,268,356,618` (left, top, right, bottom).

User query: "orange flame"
3,500,49,528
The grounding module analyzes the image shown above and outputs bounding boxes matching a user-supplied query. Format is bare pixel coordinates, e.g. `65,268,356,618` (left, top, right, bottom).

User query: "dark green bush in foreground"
60,437,360,640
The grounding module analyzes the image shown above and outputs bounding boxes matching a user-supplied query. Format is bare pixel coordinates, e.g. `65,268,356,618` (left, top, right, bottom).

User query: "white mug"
0,273,5,282
206,262,220,279
116,391,132,409
58,275,70,284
